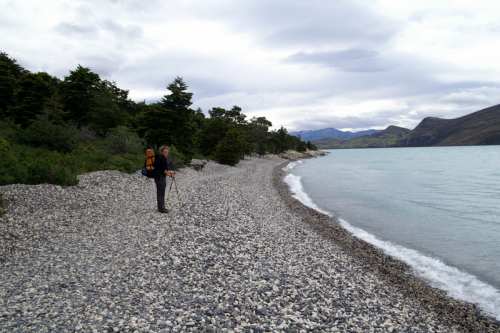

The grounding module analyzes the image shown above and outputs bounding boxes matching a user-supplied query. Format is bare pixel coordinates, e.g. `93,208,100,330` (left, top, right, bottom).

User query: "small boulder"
187,159,208,171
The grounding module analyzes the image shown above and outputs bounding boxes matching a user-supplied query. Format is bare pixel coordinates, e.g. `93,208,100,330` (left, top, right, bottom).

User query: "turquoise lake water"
283,146,500,320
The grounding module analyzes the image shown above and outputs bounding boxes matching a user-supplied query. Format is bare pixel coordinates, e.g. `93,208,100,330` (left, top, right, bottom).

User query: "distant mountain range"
289,128,381,141
312,104,500,149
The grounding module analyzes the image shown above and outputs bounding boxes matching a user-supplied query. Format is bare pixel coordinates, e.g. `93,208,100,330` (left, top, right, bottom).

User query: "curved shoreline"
1,157,499,332
273,160,499,332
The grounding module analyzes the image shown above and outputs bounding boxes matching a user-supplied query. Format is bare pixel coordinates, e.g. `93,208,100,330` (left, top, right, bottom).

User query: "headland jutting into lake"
0,157,498,332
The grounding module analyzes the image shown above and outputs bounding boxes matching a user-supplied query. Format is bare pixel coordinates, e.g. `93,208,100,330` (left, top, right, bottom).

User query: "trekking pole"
173,178,183,209
166,176,174,204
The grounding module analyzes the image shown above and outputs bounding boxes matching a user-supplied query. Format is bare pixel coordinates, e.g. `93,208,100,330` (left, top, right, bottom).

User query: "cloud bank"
2,0,500,131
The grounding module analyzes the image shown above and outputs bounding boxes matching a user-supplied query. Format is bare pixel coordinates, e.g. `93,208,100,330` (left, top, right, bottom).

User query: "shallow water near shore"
284,146,500,320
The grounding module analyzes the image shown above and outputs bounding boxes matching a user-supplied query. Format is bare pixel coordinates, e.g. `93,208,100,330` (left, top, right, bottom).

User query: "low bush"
70,144,142,175
102,125,145,155
25,150,78,186
210,128,245,166
16,115,78,153
166,145,185,170
0,119,19,143
0,142,143,186
74,125,99,143
0,138,25,185
105,156,138,174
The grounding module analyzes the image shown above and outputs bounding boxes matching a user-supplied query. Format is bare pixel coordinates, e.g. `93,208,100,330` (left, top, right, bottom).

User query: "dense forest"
0,52,316,186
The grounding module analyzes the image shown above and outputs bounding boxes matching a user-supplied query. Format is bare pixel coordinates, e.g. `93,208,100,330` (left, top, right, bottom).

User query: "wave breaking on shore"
281,159,500,322
276,160,500,331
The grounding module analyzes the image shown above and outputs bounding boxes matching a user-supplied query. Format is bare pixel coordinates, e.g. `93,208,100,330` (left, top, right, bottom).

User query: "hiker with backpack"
155,146,176,213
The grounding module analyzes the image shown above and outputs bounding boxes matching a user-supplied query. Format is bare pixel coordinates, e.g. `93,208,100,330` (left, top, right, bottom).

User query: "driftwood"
186,159,208,171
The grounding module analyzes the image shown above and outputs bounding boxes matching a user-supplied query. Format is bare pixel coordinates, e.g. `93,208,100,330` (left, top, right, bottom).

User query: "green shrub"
191,148,206,160
306,141,317,150
0,119,19,143
256,141,267,156
105,156,137,173
296,140,307,153
166,145,185,170
210,128,245,166
69,146,111,173
102,125,144,155
69,144,142,175
17,115,78,153
26,151,78,185
2,139,142,186
0,138,23,185
74,125,99,143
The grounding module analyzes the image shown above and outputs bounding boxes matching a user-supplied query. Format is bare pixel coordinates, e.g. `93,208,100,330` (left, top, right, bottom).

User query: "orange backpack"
142,149,159,178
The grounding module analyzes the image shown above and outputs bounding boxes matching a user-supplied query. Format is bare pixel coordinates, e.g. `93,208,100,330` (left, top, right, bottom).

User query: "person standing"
155,146,176,213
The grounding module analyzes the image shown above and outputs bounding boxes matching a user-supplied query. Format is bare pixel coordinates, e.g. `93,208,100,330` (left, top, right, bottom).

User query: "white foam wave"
282,169,500,320
283,174,332,216
340,218,500,320
282,160,303,172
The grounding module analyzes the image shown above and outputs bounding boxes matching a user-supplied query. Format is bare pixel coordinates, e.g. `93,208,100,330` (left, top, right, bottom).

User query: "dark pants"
155,175,167,210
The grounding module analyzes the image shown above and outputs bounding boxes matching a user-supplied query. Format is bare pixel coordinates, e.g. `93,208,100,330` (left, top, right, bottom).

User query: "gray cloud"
284,48,390,72
440,88,496,107
101,20,143,39
261,16,400,50
192,0,402,48
107,0,164,13
290,110,410,132
55,23,99,38
80,54,127,77
3,0,500,133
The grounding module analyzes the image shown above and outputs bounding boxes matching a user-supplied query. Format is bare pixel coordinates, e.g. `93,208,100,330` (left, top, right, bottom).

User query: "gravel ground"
0,157,498,332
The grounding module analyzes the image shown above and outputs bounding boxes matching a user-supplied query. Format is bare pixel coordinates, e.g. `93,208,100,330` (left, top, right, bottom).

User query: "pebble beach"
1,157,499,332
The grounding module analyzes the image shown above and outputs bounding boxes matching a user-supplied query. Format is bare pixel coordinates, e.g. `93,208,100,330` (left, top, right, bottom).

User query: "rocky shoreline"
272,161,500,332
0,157,498,332
276,149,328,160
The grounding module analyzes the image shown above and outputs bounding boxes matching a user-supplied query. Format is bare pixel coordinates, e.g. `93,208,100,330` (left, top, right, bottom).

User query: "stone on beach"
0,157,498,332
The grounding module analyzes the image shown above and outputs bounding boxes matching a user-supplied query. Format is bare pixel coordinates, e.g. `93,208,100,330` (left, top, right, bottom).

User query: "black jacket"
155,154,168,178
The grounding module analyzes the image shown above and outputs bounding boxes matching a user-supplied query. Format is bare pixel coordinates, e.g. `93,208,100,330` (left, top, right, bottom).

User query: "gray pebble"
0,157,498,332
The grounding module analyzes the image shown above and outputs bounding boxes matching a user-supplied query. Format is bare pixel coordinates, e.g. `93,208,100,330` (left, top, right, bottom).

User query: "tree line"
0,52,316,186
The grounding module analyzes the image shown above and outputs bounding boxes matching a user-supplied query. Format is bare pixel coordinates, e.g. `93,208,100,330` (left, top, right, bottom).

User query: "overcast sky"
2,0,500,131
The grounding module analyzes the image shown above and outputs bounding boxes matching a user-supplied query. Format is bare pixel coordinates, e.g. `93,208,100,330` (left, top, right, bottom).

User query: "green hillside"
313,104,500,149
313,126,410,149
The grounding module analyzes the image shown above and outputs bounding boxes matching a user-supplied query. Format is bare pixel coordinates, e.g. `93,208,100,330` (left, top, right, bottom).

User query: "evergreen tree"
225,105,247,124
60,65,101,125
8,72,59,128
198,105,250,157
296,140,307,152
211,127,246,166
89,80,131,134
137,102,172,147
270,126,291,153
208,107,226,118
0,52,28,118
158,77,196,161
246,116,272,155
198,107,233,156
0,52,27,78
43,91,67,126
306,140,317,150
0,63,16,118
190,107,206,136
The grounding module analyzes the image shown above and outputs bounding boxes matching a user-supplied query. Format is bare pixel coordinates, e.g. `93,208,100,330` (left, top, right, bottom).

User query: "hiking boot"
158,208,169,213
